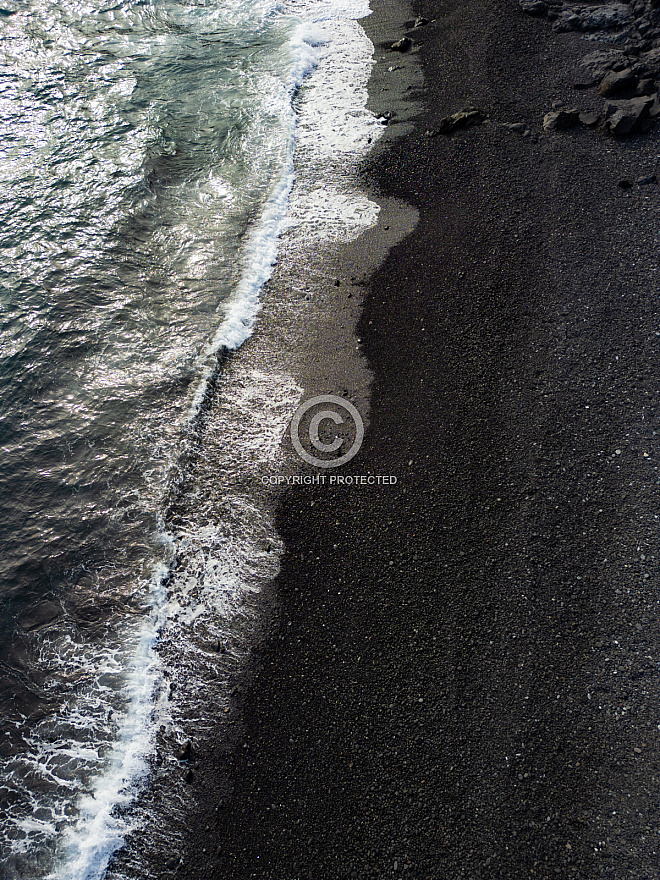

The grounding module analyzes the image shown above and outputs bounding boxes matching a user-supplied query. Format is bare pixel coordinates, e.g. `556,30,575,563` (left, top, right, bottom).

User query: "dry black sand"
178,0,660,877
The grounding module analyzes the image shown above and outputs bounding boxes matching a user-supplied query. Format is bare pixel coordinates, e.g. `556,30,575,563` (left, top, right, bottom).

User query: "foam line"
45,570,170,880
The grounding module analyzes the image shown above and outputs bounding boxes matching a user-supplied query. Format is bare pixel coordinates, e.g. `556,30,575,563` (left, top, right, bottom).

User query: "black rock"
429,107,485,135
390,37,413,52
520,0,548,13
605,95,655,133
598,68,638,95
608,111,638,134
553,3,632,32
543,108,580,130
579,110,601,126
635,78,657,94
649,94,660,116
176,739,193,760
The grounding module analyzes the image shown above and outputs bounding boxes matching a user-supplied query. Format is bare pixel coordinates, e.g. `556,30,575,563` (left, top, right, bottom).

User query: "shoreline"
174,0,660,877
105,5,420,877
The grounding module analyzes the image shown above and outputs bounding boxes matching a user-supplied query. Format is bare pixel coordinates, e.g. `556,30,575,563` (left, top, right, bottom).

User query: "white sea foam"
283,4,385,244
284,188,381,241
200,25,318,361
44,568,171,880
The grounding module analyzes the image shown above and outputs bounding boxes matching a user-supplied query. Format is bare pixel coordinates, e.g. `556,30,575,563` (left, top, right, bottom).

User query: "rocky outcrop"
518,0,660,134
552,3,632,32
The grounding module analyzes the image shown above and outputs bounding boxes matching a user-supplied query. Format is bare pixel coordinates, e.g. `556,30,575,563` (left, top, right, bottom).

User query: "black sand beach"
176,0,660,877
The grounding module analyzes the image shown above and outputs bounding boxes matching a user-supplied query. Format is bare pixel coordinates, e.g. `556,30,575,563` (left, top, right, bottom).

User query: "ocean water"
0,0,384,877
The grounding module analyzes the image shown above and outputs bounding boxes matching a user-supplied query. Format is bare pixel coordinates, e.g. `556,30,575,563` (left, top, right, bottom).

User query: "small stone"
503,122,529,133
634,747,642,753
176,739,193,760
638,173,657,184
390,37,413,52
429,107,485,135
520,0,548,15
579,111,600,126
543,109,580,130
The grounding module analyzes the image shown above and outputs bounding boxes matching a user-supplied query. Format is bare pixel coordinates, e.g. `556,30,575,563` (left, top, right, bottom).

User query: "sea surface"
0,0,383,877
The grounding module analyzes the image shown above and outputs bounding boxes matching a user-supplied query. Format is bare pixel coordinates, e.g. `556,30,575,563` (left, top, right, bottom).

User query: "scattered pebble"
390,37,412,53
